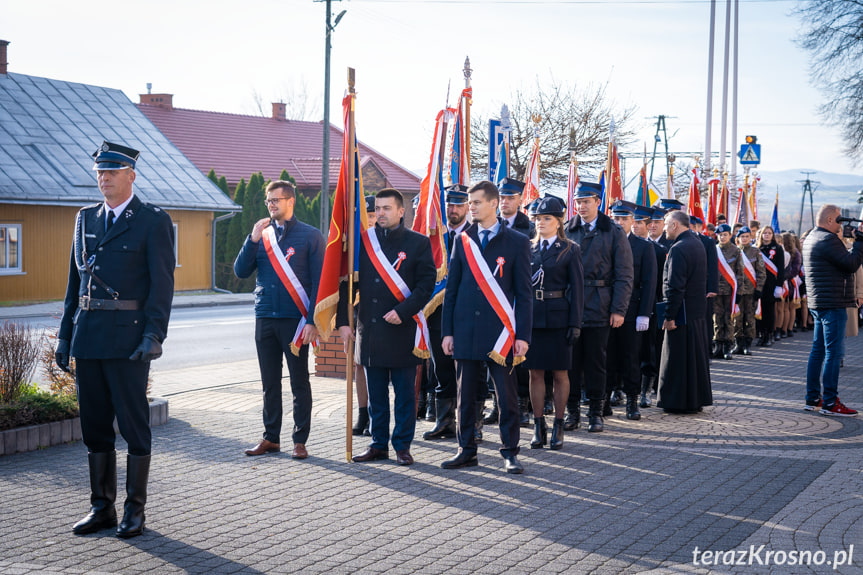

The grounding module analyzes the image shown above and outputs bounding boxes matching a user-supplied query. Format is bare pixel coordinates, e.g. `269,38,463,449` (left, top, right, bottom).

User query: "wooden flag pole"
463,56,472,184
345,67,356,462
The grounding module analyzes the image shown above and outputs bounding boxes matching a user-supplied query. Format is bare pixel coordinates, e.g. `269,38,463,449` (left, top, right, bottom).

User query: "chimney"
272,102,286,121
139,93,173,110
0,40,9,75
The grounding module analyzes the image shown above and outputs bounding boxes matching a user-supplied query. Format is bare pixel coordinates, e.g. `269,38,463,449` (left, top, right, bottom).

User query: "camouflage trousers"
734,294,757,340
713,294,735,343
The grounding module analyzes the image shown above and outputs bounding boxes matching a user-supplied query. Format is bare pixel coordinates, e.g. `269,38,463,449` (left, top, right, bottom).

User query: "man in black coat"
441,181,532,474
606,201,656,420
56,141,175,538
563,182,633,432
656,210,712,413
337,188,436,465
690,216,719,358
639,207,668,405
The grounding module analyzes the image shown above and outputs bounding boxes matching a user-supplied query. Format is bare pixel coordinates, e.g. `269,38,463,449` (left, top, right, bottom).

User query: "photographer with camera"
801,205,863,416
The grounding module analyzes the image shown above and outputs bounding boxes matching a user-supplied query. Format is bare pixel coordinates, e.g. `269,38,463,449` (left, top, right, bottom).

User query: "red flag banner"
522,137,540,208
688,166,705,222
707,176,719,225
605,143,623,212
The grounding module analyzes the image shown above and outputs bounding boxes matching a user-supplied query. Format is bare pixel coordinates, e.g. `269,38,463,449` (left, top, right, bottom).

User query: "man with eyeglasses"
234,180,325,459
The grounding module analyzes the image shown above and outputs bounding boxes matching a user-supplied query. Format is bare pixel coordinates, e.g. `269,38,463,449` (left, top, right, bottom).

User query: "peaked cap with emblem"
498,177,526,196
445,184,469,205
92,140,140,171
535,196,566,217
574,181,603,199
653,197,685,211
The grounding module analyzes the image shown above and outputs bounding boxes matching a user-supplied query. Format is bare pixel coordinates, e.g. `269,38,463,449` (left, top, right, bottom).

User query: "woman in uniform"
523,197,583,450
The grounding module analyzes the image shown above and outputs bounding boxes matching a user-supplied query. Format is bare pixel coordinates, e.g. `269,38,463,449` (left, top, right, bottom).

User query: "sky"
5,0,863,203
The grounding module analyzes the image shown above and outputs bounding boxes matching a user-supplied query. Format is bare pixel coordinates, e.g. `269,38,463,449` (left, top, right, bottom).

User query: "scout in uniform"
57,141,175,538
733,226,766,355
713,223,743,360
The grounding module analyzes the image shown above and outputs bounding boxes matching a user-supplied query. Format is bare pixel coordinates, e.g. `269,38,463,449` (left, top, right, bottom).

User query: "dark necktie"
277,226,284,240
541,239,549,255
448,230,456,247
480,230,490,250
106,210,115,232
504,220,510,227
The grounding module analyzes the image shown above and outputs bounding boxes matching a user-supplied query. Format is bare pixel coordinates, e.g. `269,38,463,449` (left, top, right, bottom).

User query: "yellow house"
0,68,240,302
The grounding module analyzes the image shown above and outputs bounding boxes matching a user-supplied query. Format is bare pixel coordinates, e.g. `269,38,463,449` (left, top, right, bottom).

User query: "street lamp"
321,1,346,236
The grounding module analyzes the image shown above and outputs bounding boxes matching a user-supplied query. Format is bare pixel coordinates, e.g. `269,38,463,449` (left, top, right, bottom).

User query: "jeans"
364,366,417,452
806,308,846,406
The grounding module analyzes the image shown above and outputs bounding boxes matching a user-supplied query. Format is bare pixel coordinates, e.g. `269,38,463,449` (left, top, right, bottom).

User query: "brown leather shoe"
291,443,308,459
395,450,414,466
351,447,389,462
245,439,280,456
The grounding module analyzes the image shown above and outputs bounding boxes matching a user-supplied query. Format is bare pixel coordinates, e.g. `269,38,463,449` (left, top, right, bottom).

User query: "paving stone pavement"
1,329,861,574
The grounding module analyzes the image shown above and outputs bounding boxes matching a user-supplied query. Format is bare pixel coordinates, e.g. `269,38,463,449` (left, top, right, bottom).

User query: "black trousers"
455,359,520,457
76,358,151,456
427,308,457,399
640,314,659,378
756,293,776,333
606,322,642,396
255,317,312,445
568,325,611,403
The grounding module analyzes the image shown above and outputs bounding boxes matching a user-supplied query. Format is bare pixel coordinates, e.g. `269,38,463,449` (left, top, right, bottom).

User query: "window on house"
0,224,22,274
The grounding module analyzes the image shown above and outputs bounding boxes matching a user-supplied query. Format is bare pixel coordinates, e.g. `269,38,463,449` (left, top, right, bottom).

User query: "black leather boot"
762,332,772,347
425,392,436,421
564,401,580,430
639,375,652,408
587,399,604,432
352,407,370,436
743,337,753,355
441,448,478,469
602,393,613,417
73,451,117,535
732,337,743,354
423,397,457,440
626,395,641,420
723,341,734,360
609,389,623,406
117,454,150,538
549,418,564,450
483,393,499,424
519,397,531,428
417,392,428,420
475,401,484,442
530,416,547,449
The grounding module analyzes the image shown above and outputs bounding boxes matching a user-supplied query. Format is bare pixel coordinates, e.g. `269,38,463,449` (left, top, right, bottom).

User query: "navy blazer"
530,237,584,330
442,219,533,361
234,217,325,321
60,196,175,359
627,233,657,321
336,224,436,368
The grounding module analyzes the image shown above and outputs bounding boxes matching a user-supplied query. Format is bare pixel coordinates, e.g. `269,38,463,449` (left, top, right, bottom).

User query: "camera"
838,216,863,240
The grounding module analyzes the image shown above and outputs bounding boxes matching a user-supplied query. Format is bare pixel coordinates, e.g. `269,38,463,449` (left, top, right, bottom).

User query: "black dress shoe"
352,447,389,462
563,407,580,431
441,449,478,469
588,414,604,432
503,455,524,474
395,450,414,466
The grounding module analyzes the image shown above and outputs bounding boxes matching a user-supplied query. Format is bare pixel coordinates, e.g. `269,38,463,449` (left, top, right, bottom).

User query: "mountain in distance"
755,169,863,232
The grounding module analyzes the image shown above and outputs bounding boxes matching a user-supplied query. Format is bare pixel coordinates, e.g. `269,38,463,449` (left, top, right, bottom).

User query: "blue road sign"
739,143,761,165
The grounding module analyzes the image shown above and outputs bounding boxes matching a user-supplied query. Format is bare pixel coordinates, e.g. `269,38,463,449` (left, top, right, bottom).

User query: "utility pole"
796,171,818,236
320,0,345,236
648,115,673,184
704,0,717,177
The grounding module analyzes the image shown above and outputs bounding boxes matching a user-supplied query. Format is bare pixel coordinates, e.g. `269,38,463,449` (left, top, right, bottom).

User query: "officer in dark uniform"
641,206,669,402
497,177,534,426
606,201,656,420
654,197,686,251
424,184,470,441
56,141,175,538
441,180,532,474
690,215,720,361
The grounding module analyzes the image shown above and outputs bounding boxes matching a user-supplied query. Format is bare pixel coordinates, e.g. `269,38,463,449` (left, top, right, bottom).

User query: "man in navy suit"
57,141,175,538
441,181,533,474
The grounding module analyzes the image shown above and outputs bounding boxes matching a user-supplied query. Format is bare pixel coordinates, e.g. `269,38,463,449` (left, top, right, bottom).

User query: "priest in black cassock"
656,210,712,413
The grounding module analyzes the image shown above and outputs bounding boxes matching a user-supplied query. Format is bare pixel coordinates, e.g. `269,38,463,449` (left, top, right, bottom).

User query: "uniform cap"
365,195,376,213
716,223,732,234
92,140,139,170
444,184,469,205
498,177,526,196
736,226,751,237
610,199,636,218
574,181,603,199
653,197,685,211
535,196,566,217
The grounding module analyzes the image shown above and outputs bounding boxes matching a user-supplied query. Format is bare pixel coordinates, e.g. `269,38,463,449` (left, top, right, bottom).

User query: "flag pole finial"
463,56,472,80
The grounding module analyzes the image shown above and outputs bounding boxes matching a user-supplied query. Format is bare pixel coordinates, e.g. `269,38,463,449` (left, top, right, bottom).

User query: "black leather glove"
566,327,581,345
55,339,71,373
754,290,762,300
129,334,162,362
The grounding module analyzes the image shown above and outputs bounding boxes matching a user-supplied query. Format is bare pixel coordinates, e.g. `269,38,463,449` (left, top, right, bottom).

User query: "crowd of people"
56,141,863,535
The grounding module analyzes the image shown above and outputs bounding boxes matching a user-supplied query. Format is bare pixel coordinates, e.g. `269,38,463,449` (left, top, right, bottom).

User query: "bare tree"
250,79,323,121
471,78,638,188
795,1,863,162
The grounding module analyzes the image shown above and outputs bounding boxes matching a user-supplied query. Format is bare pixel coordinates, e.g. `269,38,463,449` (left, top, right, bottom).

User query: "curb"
0,397,169,456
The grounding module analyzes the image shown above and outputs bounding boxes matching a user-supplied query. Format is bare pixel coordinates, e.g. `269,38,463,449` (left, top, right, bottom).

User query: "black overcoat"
626,233,657,322
529,238,584,330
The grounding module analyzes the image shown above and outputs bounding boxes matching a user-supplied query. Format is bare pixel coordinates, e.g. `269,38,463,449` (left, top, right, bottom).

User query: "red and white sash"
764,251,778,278
740,249,757,288
461,232,524,366
360,228,430,359
262,226,318,356
717,244,740,315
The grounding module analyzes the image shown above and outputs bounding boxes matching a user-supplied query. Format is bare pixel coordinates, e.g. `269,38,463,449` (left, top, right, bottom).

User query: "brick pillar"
314,334,351,378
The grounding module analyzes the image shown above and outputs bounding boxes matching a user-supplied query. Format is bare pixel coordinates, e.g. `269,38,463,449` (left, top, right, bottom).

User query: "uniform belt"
535,290,565,301
79,296,140,311
584,279,610,287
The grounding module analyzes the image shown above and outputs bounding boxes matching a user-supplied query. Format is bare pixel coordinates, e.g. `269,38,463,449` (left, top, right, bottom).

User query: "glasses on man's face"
264,197,289,206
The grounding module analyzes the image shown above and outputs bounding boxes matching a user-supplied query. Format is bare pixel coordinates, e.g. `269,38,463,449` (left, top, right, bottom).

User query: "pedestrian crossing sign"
739,143,761,165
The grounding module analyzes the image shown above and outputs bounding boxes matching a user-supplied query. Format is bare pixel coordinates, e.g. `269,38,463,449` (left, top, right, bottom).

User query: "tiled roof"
136,104,421,192
0,73,239,211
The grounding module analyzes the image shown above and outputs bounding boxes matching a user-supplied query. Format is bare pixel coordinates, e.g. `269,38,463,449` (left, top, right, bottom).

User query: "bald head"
816,204,842,234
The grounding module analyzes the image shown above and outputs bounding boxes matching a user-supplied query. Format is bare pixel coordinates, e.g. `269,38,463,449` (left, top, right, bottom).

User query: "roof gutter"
211,212,236,294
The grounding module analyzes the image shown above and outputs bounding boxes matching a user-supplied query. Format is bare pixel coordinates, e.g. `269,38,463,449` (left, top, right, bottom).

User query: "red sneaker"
820,400,858,417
